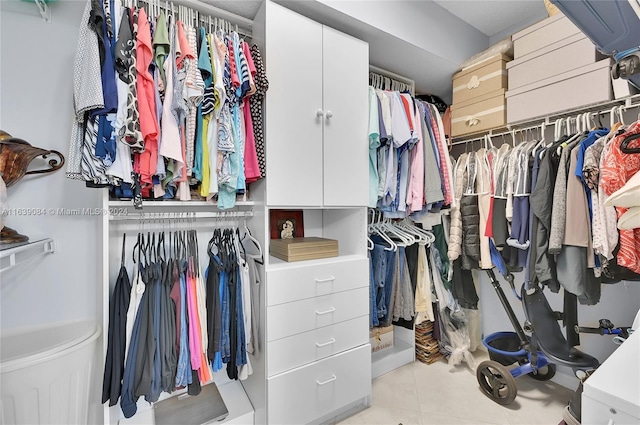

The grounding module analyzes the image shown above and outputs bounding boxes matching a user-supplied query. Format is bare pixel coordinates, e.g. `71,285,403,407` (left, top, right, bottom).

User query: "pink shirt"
243,102,261,183
136,8,159,186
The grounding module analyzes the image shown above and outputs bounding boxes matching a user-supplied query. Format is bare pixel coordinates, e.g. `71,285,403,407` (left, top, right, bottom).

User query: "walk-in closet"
1,1,639,425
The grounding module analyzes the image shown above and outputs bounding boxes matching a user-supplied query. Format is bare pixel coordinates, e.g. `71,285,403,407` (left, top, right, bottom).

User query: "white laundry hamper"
1,321,101,424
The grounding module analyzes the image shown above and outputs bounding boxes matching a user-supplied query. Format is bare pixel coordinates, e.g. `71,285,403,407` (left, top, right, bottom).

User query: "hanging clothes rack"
451,94,640,147
109,210,254,221
137,0,252,38
369,65,415,95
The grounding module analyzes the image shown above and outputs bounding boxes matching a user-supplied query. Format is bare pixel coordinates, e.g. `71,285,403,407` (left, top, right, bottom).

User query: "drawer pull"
316,375,337,386
315,276,336,283
315,338,336,347
316,307,336,315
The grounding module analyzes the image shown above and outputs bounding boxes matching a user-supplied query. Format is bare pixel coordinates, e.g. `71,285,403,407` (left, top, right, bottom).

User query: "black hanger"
236,227,246,258
133,232,140,265
121,233,127,268
620,132,640,154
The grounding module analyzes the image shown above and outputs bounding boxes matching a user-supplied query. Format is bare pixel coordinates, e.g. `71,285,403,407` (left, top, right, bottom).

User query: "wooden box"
269,237,338,262
507,33,603,90
369,325,393,353
451,88,506,137
452,54,509,106
512,13,582,58
506,59,612,124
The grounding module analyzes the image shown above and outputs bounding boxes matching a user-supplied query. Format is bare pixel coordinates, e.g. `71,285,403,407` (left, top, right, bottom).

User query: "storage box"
506,59,612,124
451,88,506,137
507,33,604,90
269,237,338,262
512,13,582,58
452,54,509,106
370,326,393,353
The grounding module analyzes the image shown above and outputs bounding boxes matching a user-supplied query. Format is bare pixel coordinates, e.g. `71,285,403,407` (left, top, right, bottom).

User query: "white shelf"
266,253,367,271
371,339,414,379
0,238,55,273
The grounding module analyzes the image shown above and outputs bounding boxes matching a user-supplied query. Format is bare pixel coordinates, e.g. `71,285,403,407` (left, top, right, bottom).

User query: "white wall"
1,0,101,329
1,2,103,422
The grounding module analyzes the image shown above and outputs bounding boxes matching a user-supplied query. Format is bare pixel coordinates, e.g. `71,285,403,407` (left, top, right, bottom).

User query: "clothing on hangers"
68,0,266,205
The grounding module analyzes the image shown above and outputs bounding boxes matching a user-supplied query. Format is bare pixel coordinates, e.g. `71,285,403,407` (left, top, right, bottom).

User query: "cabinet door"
322,27,369,207
265,2,323,207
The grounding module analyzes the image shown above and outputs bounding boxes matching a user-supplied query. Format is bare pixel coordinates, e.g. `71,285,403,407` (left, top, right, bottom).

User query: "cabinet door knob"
315,338,336,347
316,375,337,386
325,110,334,119
316,109,325,118
315,307,336,315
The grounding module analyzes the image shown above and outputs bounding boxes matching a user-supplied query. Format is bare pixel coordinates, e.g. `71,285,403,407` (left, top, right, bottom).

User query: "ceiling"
201,0,550,101
433,0,547,40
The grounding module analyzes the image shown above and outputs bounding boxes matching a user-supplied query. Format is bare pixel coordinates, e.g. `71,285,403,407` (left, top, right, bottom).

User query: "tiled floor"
338,351,574,425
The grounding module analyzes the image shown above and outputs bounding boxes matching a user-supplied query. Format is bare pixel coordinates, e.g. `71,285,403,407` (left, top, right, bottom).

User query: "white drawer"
267,315,369,376
583,395,640,425
267,344,371,425
267,287,369,342
266,257,368,306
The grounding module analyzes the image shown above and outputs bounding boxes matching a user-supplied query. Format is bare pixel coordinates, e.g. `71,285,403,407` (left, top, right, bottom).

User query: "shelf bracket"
33,0,51,23
0,238,56,274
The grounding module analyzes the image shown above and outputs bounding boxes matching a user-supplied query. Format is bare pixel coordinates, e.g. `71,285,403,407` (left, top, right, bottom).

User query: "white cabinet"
582,330,640,425
243,3,372,424
267,345,371,425
264,2,369,207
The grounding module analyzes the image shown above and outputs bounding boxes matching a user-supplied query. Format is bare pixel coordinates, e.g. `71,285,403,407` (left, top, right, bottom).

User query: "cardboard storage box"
269,237,338,262
451,88,506,137
370,326,393,353
508,33,604,90
512,13,582,58
506,59,612,124
452,54,509,106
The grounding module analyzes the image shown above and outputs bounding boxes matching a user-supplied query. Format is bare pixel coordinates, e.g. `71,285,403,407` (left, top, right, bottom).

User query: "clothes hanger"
620,128,640,153
369,211,396,251
241,217,263,260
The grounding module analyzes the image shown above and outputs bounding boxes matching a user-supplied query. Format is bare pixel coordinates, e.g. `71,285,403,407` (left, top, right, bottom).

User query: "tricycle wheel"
477,360,518,405
528,363,556,381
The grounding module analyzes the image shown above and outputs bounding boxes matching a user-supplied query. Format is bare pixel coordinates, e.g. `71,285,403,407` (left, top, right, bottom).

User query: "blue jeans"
369,254,379,327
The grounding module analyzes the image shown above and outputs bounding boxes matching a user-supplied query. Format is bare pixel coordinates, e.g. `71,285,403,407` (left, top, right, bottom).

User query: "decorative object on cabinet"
370,326,393,353
269,237,338,262
0,131,64,244
269,209,304,239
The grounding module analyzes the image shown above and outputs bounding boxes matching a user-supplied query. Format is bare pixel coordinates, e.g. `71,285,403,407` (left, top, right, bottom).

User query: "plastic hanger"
369,211,396,251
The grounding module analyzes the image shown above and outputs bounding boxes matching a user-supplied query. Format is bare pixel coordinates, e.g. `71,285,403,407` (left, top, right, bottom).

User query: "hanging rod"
136,0,252,37
109,210,254,221
170,0,253,30
451,93,640,146
451,124,544,147
369,65,415,95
